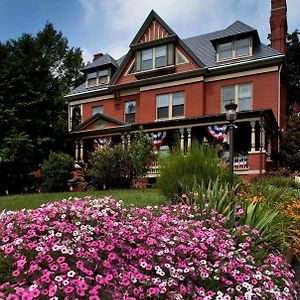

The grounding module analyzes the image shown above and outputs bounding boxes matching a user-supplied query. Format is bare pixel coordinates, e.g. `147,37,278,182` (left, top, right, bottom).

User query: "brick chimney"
93,53,103,62
270,0,287,54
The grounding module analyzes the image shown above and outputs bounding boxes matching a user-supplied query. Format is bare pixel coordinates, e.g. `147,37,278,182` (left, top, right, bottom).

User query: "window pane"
172,92,184,106
222,86,235,101
172,105,184,117
125,101,136,114
155,46,167,67
236,38,249,56
157,107,168,119
99,76,108,84
239,84,251,111
142,49,153,70
219,42,232,60
88,78,97,86
87,72,97,79
99,69,108,76
176,50,186,64
125,113,135,123
92,106,103,115
157,95,169,107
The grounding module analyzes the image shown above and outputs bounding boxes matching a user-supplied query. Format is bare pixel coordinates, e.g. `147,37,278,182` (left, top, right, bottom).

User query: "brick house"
66,0,287,181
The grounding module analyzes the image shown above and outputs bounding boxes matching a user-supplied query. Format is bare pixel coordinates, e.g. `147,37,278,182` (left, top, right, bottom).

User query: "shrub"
157,142,238,200
41,152,73,192
0,198,297,299
88,131,153,189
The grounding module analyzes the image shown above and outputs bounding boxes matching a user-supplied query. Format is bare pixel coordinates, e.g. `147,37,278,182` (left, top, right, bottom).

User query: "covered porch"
68,109,278,182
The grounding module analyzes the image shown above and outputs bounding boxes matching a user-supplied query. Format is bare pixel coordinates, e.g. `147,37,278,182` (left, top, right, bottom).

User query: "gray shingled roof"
66,82,108,97
182,20,280,68
82,53,118,71
67,20,282,97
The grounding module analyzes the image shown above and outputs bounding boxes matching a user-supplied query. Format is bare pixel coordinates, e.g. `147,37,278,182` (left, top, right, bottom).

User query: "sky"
0,0,299,63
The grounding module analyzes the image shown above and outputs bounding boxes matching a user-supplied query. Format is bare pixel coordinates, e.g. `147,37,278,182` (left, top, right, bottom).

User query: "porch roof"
67,109,278,139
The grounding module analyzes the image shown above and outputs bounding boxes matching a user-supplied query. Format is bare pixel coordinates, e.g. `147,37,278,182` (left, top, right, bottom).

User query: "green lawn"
0,188,168,211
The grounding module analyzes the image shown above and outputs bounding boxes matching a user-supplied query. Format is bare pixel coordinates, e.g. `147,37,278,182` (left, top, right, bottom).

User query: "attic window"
217,37,252,62
135,44,174,72
87,72,97,86
176,49,188,65
99,69,108,84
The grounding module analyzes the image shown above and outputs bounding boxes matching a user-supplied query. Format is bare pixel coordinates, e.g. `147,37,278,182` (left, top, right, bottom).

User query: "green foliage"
41,152,74,192
0,22,84,194
157,142,237,200
286,30,300,112
276,115,300,171
184,178,296,255
88,131,153,189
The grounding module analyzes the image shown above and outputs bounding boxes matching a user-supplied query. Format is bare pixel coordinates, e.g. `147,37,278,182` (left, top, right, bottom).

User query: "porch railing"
146,155,249,177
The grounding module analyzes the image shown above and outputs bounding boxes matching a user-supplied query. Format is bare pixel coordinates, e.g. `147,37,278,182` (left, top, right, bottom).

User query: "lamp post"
225,103,238,176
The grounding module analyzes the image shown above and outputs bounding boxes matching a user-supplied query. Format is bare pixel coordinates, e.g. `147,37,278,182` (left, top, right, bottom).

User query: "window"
99,69,108,84
236,38,250,57
176,49,188,65
155,46,167,68
71,105,81,130
142,49,153,71
92,105,103,115
217,37,252,62
135,44,174,72
124,101,136,123
219,42,233,60
87,72,97,86
221,83,252,112
156,92,185,120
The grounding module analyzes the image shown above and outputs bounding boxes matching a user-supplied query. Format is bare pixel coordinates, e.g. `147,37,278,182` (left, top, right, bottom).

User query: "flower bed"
0,197,298,299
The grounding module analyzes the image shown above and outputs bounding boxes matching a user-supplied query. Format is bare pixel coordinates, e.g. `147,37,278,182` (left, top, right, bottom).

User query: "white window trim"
175,49,189,65
156,92,185,121
216,36,253,63
141,45,169,71
221,83,253,113
86,69,110,87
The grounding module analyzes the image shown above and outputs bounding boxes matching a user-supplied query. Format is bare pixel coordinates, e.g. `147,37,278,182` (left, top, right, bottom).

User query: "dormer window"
135,44,174,72
86,69,109,87
217,37,252,62
87,72,97,86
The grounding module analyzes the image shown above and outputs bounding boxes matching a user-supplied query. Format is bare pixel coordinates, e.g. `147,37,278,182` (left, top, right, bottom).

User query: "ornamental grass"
0,197,298,299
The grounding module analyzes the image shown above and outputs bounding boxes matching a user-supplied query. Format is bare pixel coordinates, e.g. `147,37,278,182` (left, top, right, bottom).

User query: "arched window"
72,106,81,130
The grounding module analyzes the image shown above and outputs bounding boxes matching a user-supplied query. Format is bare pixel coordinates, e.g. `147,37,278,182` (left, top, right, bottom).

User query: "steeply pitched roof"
67,16,283,98
82,53,118,72
182,21,280,68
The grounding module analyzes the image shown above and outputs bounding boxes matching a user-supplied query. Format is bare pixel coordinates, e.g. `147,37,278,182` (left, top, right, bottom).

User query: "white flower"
67,270,76,278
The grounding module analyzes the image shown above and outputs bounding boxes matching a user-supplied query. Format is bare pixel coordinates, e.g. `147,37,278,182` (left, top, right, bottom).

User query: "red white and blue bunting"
207,125,227,141
148,131,167,147
94,137,112,149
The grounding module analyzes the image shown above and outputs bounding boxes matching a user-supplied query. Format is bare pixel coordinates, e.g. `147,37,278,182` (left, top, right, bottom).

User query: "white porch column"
180,128,185,152
75,140,79,161
127,134,131,147
79,139,84,162
187,128,192,149
250,121,256,152
259,120,266,151
121,134,125,148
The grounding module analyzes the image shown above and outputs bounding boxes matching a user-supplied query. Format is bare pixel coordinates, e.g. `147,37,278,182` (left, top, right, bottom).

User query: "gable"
74,113,125,132
137,20,171,44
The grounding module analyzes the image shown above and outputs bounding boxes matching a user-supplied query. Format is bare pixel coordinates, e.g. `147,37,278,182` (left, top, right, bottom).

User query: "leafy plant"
41,152,74,192
157,142,239,200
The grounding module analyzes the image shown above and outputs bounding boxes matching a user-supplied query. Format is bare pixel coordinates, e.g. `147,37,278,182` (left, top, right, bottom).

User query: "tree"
286,29,300,113
88,131,153,189
0,23,84,194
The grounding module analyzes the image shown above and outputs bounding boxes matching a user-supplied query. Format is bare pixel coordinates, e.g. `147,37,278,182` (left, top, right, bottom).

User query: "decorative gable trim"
73,113,125,132
130,10,176,46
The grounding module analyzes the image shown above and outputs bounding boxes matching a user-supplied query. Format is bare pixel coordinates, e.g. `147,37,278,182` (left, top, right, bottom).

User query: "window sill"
155,116,185,122
134,65,176,80
216,55,253,65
